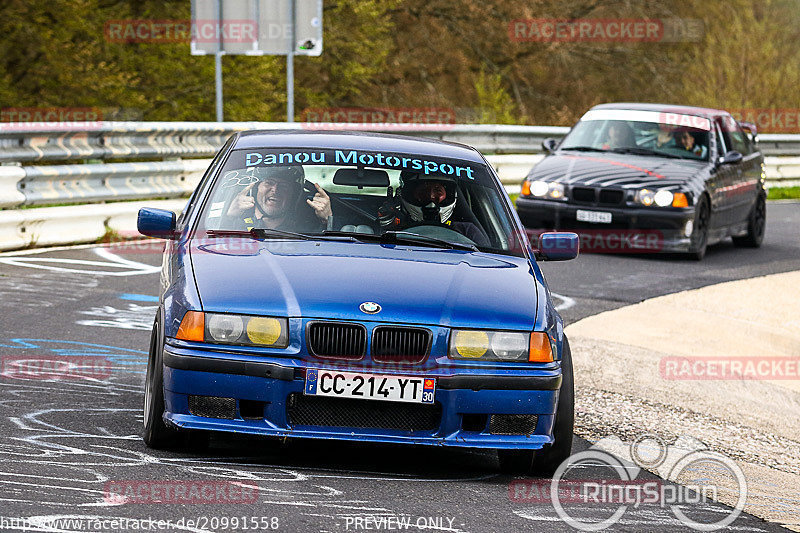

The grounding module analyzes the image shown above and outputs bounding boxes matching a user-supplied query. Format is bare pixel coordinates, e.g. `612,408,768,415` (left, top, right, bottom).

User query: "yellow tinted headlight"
452,330,489,358
246,317,288,347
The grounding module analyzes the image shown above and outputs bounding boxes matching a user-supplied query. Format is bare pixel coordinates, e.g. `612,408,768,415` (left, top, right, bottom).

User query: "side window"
728,125,751,155
714,121,728,157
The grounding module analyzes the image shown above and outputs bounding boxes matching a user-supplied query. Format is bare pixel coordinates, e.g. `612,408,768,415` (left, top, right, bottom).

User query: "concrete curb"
565,271,800,528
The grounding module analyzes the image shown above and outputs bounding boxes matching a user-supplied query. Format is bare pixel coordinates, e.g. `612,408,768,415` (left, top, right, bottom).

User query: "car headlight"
525,180,565,199
176,311,289,348
449,330,554,362
635,189,687,208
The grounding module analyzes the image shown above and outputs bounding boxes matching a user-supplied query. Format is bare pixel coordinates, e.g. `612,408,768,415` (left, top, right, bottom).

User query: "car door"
724,118,762,225
708,119,738,229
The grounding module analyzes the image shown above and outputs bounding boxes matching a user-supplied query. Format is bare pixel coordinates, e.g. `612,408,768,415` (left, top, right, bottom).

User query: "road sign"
191,0,322,122
191,0,323,56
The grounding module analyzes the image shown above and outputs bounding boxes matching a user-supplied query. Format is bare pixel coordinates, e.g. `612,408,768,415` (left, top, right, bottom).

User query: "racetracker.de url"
0,515,281,531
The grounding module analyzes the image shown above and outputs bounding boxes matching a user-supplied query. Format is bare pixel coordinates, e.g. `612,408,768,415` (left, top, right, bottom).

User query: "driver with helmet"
378,171,490,246
224,166,331,231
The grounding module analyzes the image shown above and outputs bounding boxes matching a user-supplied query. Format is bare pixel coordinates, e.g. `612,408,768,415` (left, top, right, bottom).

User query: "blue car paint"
149,131,573,451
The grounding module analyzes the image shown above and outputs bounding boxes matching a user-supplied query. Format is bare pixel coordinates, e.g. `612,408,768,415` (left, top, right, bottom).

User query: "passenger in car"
377,172,490,246
677,129,708,158
224,166,332,231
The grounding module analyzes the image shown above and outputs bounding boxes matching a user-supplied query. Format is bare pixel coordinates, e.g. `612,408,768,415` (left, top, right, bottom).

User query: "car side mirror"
719,150,743,165
542,138,559,153
535,232,579,261
138,208,177,239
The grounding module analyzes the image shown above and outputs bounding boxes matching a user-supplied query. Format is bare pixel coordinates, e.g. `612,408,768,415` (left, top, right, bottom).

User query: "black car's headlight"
634,189,689,208
523,180,565,199
448,329,554,362
175,311,289,348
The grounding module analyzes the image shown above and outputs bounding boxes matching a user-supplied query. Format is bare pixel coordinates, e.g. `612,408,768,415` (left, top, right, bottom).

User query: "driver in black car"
377,171,490,247
224,166,332,232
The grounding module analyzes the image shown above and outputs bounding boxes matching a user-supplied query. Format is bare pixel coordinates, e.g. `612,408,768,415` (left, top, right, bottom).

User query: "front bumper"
517,196,695,252
162,343,562,450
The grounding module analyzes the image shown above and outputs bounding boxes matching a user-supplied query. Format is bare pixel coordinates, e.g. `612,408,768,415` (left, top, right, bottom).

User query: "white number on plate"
576,209,612,224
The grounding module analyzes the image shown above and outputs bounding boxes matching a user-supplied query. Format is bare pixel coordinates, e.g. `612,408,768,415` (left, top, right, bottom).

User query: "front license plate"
576,209,612,224
304,370,435,404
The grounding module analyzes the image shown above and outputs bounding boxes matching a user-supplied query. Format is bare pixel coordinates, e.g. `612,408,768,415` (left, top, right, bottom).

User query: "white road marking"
0,247,159,276
552,292,576,311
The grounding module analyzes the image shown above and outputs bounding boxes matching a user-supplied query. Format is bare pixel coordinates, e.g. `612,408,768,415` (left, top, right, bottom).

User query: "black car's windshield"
560,109,712,161
198,147,526,257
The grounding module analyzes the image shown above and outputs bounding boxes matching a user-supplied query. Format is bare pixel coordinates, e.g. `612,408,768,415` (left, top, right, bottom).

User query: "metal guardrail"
0,122,570,163
0,122,798,251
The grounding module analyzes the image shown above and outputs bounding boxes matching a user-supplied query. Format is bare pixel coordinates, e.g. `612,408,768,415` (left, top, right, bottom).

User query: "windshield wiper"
609,147,682,159
560,146,608,152
382,231,479,252
206,228,315,240
323,229,478,251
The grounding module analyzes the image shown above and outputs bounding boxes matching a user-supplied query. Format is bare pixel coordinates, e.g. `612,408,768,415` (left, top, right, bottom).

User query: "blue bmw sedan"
138,131,578,475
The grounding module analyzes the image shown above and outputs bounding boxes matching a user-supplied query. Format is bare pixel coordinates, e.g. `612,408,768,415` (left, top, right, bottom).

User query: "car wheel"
732,194,766,248
687,197,710,261
497,337,575,476
143,312,186,449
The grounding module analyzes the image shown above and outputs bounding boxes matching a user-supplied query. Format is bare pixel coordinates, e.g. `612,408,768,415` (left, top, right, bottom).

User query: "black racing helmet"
399,171,458,223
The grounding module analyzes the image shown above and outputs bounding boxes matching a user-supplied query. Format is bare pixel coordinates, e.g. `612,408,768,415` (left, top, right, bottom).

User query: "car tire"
732,193,766,248
497,337,575,477
687,196,710,261
143,312,187,450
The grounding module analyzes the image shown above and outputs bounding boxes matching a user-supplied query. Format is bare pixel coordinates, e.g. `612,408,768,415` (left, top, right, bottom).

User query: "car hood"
530,151,708,188
189,240,538,330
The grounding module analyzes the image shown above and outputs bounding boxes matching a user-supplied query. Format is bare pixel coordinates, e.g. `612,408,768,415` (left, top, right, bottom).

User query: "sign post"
191,0,323,122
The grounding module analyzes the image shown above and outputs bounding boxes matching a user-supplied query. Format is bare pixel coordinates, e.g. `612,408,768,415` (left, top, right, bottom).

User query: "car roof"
591,102,731,119
232,130,487,164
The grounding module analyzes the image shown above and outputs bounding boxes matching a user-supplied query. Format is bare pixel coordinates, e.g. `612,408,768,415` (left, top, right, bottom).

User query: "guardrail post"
0,166,26,208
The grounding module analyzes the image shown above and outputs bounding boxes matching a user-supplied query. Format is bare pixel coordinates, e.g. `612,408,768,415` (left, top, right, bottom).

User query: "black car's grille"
598,189,624,206
571,187,596,203
307,322,366,360
371,327,431,364
570,187,624,206
287,394,442,432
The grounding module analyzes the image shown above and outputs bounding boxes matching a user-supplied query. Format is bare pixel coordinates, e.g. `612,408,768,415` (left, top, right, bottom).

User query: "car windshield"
560,109,711,161
198,147,527,257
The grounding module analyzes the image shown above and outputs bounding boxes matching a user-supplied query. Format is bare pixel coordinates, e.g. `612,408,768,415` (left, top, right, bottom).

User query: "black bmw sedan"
516,103,766,259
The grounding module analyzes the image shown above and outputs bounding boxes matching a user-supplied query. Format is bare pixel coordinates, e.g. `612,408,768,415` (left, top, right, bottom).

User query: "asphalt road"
0,201,796,532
